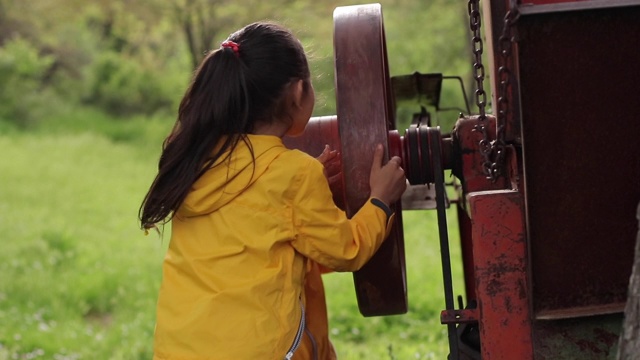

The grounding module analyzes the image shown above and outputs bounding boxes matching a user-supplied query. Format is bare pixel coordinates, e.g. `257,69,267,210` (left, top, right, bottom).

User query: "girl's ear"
291,79,305,109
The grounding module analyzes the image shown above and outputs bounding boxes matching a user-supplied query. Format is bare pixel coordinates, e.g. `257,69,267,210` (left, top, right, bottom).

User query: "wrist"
370,197,393,221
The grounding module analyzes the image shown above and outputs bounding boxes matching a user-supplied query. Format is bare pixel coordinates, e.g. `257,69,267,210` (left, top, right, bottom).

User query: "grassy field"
0,113,465,359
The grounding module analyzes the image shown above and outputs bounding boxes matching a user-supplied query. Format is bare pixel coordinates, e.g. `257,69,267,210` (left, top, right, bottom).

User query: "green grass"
0,129,163,359
0,115,465,359
324,205,465,359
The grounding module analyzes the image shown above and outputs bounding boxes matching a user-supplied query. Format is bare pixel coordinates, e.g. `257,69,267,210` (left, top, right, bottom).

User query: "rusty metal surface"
518,0,640,13
282,116,340,157
333,4,407,316
391,72,442,108
333,3,394,212
467,190,534,360
441,308,479,325
520,0,595,5
388,128,452,210
533,314,622,359
452,115,523,315
451,115,511,195
516,6,640,316
482,0,522,143
285,5,411,316
283,116,345,210
456,203,477,303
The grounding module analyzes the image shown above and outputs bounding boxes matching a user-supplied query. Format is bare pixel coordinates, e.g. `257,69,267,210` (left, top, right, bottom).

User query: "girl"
139,22,406,360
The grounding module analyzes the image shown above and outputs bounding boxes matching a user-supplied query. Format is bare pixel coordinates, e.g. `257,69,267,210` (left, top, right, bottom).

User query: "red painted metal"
441,308,479,325
283,116,344,210
282,116,340,157
520,0,590,4
456,203,477,303
390,126,439,185
457,2,640,358
468,189,534,360
333,3,407,317
451,110,532,358
451,115,510,195
387,130,404,167
517,0,637,6
294,2,640,358
517,0,640,14
516,4,640,319
333,3,394,214
481,0,522,144
286,4,409,317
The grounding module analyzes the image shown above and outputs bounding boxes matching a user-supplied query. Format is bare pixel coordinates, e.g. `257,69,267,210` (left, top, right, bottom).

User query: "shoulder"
270,149,327,196
274,148,323,173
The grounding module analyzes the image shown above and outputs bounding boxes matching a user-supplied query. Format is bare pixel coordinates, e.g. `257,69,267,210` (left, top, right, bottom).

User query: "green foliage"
85,51,176,116
0,0,475,125
0,129,167,359
0,0,476,358
288,0,473,131
0,37,57,127
30,105,174,156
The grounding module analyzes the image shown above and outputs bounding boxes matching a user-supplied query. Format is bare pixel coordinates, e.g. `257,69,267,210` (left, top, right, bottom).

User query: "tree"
168,0,309,69
617,203,640,359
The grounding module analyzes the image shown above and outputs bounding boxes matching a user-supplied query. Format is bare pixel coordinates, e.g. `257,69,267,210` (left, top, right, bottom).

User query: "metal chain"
468,0,487,121
493,5,519,179
467,0,519,181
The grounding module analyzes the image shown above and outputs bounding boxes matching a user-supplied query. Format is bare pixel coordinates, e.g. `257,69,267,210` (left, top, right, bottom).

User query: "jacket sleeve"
290,156,394,272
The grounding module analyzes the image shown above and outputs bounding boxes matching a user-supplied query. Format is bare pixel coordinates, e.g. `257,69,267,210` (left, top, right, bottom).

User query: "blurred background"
0,0,476,358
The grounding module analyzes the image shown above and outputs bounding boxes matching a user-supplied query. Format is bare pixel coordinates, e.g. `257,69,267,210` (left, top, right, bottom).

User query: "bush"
85,51,176,117
0,37,57,128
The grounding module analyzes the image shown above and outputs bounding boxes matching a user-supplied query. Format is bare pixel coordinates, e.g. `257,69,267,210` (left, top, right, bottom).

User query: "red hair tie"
220,40,240,57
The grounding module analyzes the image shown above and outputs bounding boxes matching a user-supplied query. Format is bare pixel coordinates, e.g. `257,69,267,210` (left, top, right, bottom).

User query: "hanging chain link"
468,0,487,120
467,0,519,181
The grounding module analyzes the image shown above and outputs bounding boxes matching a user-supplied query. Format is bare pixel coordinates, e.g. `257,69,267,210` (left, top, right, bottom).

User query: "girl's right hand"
369,144,407,206
316,144,342,187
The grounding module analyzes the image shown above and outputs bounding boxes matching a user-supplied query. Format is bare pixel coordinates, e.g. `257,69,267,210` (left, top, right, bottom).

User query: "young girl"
139,22,406,360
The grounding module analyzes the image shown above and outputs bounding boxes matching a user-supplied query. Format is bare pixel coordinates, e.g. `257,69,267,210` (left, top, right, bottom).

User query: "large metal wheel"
283,3,408,317
334,3,407,316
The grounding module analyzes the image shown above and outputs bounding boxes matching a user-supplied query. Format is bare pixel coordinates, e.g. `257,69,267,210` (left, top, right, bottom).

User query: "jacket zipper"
284,301,305,360
304,327,319,360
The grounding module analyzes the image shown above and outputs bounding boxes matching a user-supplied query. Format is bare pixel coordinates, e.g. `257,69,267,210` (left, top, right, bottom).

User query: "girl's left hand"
316,144,341,186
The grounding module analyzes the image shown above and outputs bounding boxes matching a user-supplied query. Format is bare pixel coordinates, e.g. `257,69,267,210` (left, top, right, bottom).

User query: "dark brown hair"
139,22,310,229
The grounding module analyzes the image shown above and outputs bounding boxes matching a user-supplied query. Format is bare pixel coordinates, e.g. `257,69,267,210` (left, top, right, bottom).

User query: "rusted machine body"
285,1,640,358
457,1,640,358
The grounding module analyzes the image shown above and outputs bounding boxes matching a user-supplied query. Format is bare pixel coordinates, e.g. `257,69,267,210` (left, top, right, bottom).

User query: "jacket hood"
177,135,287,217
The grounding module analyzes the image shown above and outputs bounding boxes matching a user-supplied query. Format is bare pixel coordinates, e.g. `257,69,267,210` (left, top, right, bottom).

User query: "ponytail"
139,22,310,230
139,48,249,229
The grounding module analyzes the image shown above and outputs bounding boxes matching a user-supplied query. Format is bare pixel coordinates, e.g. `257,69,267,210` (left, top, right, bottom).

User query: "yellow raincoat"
153,135,394,360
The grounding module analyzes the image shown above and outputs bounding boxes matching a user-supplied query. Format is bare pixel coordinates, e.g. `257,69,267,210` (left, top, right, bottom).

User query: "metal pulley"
284,3,456,318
